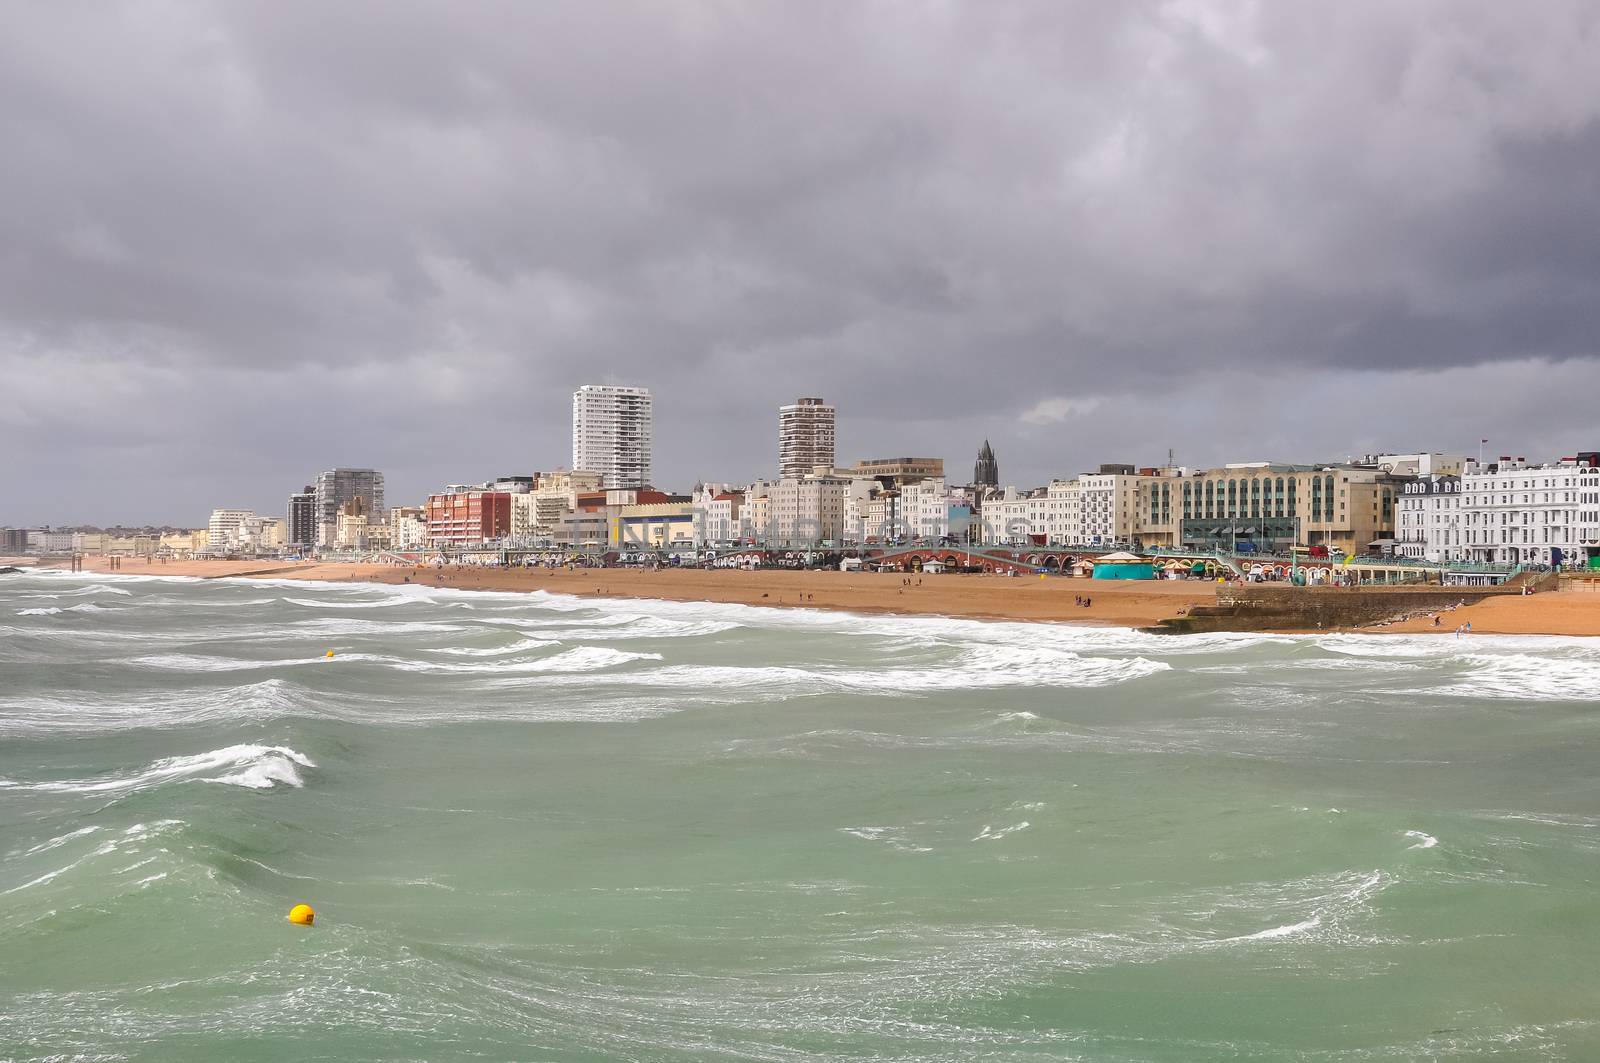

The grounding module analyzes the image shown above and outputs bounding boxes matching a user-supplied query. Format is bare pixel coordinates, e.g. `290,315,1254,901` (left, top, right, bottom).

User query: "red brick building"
424,491,512,546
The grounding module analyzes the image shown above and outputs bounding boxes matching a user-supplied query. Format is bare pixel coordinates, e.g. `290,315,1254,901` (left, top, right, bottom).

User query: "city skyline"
7,5,1600,525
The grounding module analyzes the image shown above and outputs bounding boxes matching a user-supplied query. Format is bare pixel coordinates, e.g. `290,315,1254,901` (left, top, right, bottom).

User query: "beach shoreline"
11,555,1600,636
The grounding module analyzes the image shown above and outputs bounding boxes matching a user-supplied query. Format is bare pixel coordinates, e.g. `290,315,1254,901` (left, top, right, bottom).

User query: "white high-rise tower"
778,397,836,478
572,384,653,489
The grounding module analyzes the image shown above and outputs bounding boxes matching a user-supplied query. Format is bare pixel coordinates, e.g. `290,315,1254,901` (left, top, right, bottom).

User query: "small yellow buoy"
325,650,335,658
288,903,315,926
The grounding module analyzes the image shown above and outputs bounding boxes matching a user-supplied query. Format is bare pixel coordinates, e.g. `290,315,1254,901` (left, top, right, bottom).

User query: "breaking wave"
0,744,314,795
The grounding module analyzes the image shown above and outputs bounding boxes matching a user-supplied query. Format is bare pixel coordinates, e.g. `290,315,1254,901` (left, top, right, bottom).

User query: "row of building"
13,383,1595,570
302,445,1599,571
1,528,212,556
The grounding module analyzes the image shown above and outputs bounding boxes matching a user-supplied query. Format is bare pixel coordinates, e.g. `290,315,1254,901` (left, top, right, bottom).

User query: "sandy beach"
31,556,1214,628
16,556,1600,635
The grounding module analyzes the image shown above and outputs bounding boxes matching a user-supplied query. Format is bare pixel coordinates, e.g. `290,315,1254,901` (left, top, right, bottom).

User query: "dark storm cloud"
3,1,1599,523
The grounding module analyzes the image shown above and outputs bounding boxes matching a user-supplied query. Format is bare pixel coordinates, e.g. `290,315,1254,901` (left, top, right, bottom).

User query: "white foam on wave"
1446,653,1600,701
1218,914,1323,942
837,825,932,854
613,650,1166,699
1404,830,1439,849
132,653,297,672
13,825,102,858
283,595,410,610
365,645,663,674
17,602,115,616
0,744,314,795
429,635,562,657
131,644,657,676
3,820,186,896
0,679,316,736
473,613,742,641
972,821,1030,842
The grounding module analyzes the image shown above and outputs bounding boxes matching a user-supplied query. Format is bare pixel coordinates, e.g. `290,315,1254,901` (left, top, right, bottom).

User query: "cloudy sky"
5,1,1600,525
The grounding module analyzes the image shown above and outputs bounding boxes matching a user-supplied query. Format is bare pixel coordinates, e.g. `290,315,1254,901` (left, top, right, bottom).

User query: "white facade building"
899,477,950,540
778,397,837,479
1043,479,1081,544
1076,471,1142,545
980,487,1039,545
34,530,75,553
207,508,257,550
389,507,427,550
1396,476,1465,562
767,476,847,543
572,385,652,489
840,478,879,543
693,486,748,546
1460,454,1600,566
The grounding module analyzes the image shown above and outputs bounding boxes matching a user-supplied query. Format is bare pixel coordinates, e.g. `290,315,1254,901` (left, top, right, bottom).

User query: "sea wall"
1150,585,1514,634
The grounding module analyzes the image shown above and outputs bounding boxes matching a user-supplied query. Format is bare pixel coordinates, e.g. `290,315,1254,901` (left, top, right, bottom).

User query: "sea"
3,569,1599,1061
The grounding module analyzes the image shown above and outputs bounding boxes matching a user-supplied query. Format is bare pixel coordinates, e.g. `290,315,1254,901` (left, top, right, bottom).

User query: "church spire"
973,440,998,487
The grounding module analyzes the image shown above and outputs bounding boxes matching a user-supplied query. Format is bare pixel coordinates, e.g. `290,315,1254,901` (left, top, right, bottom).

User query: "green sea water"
3,570,1599,1061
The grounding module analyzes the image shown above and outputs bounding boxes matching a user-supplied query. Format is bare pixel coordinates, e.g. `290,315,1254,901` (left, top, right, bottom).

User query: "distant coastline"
13,556,1600,637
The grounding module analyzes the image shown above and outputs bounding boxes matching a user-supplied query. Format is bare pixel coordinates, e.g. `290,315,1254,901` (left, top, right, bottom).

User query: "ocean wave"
2,820,186,897
971,821,1030,841
0,744,314,795
1440,653,1600,700
1404,830,1439,849
428,636,563,657
472,613,742,640
0,679,318,736
282,595,411,609
17,602,116,616
363,645,665,674
612,652,1167,698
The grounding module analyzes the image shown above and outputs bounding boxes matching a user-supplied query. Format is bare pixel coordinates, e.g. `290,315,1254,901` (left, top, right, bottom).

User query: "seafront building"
693,485,750,546
848,457,943,485
287,487,316,549
334,498,372,550
424,487,512,547
778,397,837,478
313,468,385,548
207,508,257,550
1078,466,1142,546
1395,476,1465,562
529,470,603,538
767,476,849,543
612,499,696,549
1457,454,1600,566
388,506,427,550
572,384,652,489
1129,463,1406,555
899,477,952,540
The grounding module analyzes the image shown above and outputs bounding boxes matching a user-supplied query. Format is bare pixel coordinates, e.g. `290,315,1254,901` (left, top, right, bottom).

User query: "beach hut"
1090,551,1155,580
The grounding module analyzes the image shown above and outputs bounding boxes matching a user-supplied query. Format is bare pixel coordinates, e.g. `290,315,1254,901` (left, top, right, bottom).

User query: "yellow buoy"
325,650,335,658
288,903,315,926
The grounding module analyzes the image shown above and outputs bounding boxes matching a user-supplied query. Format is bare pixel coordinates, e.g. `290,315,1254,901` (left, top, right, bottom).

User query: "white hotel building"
572,384,652,490
1395,476,1465,562
1457,454,1600,566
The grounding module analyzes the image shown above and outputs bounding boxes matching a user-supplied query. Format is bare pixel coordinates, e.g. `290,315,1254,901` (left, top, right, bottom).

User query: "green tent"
1092,552,1155,580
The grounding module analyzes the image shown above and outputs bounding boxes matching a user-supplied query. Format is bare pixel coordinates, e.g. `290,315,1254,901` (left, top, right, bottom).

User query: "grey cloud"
2,1,1599,524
